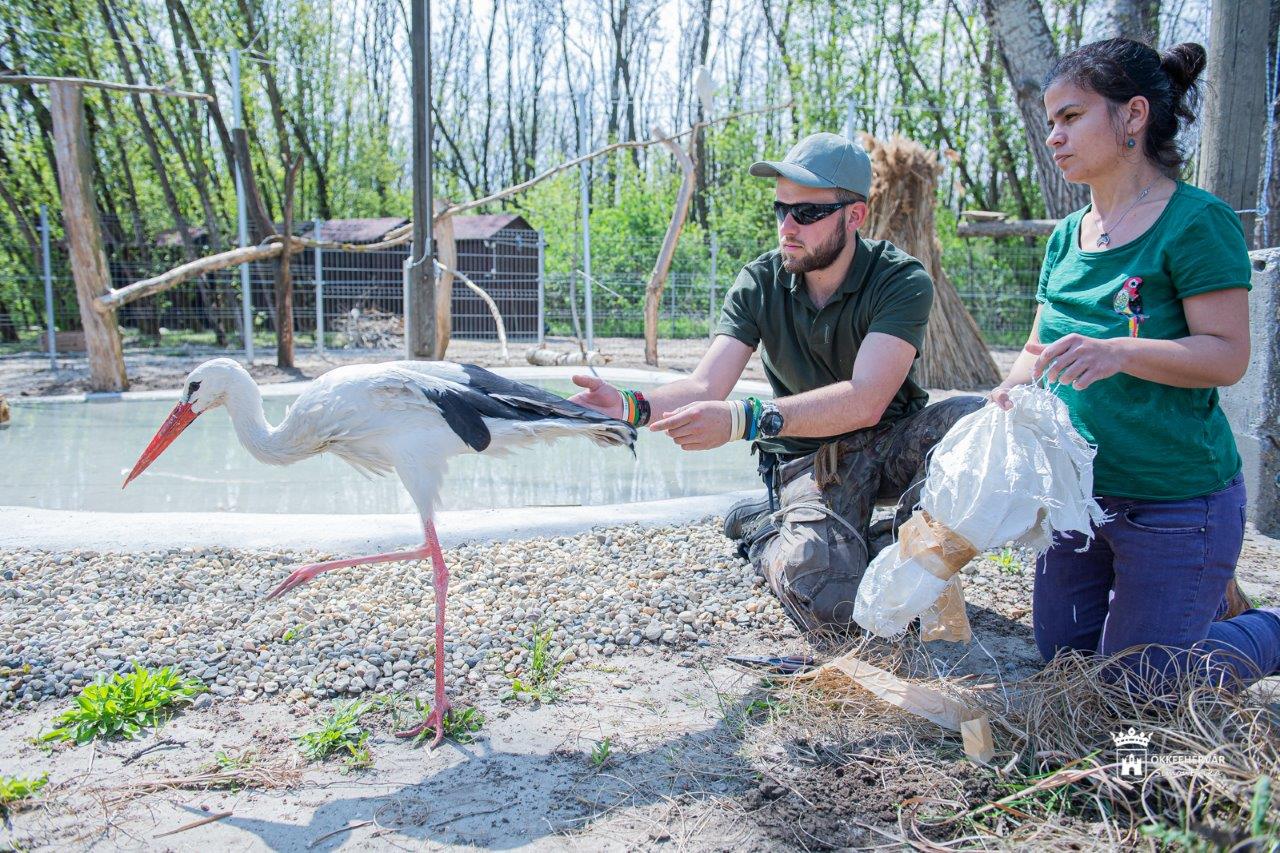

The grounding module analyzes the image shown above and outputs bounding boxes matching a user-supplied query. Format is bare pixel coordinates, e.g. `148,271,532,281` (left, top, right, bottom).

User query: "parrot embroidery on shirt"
1112,276,1146,337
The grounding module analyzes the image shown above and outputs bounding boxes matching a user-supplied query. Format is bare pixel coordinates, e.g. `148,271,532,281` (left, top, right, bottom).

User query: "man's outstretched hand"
650,401,735,451
570,374,623,418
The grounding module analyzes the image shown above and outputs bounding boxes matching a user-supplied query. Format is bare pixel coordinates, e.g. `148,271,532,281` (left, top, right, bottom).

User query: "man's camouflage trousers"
738,395,984,634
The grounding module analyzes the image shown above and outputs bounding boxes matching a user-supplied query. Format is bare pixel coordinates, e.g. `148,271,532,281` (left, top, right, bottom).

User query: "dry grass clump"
767,636,1279,849
861,134,1001,391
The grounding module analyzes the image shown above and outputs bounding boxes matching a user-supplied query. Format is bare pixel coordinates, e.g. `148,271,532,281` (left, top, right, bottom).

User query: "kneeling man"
572,132,982,633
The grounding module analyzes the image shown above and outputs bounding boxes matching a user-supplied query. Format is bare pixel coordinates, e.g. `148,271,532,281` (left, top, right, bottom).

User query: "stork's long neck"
222,371,308,466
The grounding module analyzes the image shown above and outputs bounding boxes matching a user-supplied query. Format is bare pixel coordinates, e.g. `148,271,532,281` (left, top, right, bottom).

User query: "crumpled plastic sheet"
855,385,1110,638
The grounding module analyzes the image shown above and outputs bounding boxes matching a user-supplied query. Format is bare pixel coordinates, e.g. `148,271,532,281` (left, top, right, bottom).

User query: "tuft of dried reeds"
780,635,1279,848
861,134,1002,391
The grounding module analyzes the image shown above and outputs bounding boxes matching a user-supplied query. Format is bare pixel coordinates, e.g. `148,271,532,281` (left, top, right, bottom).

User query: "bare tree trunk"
1255,0,1280,248
275,158,302,368
1197,0,1269,242
1099,0,1160,41
982,0,1089,218
49,82,127,391
166,0,237,176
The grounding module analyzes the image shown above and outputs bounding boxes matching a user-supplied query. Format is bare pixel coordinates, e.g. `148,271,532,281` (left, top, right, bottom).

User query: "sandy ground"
0,337,1024,398
2,526,1277,850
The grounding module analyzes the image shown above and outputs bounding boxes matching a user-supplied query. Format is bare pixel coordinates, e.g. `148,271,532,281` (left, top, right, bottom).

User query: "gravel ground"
0,522,787,710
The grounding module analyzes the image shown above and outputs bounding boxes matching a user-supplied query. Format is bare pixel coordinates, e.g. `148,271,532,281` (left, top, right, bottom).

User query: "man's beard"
780,224,847,274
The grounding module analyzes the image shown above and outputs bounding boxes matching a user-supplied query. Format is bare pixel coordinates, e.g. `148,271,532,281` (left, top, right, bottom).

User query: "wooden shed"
289,213,542,341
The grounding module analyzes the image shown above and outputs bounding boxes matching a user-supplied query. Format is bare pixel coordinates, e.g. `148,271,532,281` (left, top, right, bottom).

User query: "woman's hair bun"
1160,42,1207,103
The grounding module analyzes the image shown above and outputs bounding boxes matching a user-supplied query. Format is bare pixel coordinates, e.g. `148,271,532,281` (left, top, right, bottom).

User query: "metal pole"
40,204,56,370
536,230,546,346
313,219,324,353
708,231,718,339
577,92,594,351
231,48,253,363
407,0,435,357
846,94,857,139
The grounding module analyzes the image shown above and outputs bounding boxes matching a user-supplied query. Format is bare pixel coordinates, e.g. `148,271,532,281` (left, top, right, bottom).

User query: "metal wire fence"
0,220,1043,358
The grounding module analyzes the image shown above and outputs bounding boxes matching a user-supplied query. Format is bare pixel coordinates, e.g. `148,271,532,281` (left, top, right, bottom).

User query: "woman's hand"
650,401,735,451
569,374,623,418
1033,334,1125,390
987,384,1017,411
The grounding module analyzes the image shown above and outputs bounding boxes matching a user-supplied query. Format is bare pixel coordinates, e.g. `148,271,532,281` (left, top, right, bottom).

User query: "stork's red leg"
265,544,434,600
396,519,452,748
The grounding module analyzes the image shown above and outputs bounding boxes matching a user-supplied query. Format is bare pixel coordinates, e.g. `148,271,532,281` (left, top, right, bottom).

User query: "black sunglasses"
773,200,856,225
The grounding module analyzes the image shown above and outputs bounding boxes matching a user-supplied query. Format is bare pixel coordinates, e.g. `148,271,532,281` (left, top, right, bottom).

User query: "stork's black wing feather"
415,363,635,452
458,364,631,426
422,387,494,452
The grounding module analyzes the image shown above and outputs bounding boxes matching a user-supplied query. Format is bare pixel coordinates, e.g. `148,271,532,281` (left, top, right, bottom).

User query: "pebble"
0,522,795,708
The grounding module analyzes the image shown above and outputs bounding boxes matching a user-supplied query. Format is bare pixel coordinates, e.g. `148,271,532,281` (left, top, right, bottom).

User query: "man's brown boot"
1223,577,1254,620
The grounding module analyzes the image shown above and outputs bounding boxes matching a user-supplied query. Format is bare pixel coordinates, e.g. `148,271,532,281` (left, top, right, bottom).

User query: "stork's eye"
187,380,202,397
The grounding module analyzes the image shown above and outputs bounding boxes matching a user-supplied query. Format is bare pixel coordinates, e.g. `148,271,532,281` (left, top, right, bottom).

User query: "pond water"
0,380,764,514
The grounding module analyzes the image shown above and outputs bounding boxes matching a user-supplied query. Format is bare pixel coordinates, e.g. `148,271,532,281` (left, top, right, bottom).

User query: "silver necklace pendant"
1096,232,1111,248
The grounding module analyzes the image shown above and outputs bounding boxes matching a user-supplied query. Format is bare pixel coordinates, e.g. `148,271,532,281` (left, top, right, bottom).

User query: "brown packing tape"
796,650,973,732
961,715,996,765
919,576,973,643
797,651,995,764
898,510,979,582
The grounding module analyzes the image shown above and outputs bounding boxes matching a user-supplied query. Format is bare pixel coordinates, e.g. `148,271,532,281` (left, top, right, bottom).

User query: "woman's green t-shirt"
1036,181,1251,500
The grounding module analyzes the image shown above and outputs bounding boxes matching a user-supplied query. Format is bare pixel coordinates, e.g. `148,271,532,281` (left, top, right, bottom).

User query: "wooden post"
1197,0,1269,236
1219,248,1280,534
48,82,127,392
432,200,456,359
644,129,697,366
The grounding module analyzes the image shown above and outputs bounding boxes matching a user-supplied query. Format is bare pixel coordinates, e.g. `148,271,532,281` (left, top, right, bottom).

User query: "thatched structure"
861,134,1001,390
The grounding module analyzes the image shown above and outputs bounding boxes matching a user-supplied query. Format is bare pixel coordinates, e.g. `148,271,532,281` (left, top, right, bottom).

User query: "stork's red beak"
123,401,200,488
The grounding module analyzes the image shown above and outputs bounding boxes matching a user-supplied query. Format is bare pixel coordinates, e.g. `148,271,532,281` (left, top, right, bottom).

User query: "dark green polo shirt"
714,236,933,456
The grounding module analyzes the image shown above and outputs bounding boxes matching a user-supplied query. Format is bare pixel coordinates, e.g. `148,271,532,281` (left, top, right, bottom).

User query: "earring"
1126,137,1137,149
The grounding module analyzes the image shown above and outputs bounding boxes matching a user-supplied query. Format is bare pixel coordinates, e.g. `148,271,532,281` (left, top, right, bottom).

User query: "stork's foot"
266,563,332,600
264,544,434,600
395,699,452,749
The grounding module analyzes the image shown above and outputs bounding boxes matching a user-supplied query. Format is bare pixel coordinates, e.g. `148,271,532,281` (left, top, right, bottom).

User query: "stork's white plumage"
124,357,636,746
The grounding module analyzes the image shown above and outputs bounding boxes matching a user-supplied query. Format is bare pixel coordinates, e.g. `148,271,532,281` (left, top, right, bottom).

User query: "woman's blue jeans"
1033,474,1280,688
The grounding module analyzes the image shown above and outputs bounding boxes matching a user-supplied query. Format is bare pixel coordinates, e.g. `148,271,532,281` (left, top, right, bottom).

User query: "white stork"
123,357,636,746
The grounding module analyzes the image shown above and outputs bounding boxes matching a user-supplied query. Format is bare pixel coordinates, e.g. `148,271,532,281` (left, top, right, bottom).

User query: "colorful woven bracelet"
744,397,761,441
619,389,651,427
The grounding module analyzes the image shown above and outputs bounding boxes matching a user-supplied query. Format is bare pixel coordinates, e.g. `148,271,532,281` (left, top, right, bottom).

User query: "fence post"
708,232,718,338
231,47,254,363
313,219,325,354
669,273,677,336
577,91,594,350
402,254,413,360
536,230,546,346
40,204,56,370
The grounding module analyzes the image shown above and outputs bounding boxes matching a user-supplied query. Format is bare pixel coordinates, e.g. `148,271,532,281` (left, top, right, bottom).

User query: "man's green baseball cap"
749,132,872,197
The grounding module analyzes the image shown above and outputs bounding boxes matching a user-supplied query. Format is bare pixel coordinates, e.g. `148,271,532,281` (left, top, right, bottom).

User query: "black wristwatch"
758,402,784,439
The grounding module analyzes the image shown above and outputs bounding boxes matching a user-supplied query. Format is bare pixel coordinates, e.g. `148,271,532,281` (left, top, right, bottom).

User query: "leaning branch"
436,259,509,362
97,242,295,310
0,74,212,101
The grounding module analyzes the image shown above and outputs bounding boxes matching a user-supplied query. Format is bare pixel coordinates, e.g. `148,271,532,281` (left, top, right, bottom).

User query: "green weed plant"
41,664,205,744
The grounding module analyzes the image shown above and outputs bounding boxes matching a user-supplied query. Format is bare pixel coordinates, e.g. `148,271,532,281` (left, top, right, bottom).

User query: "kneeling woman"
991,37,1280,687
